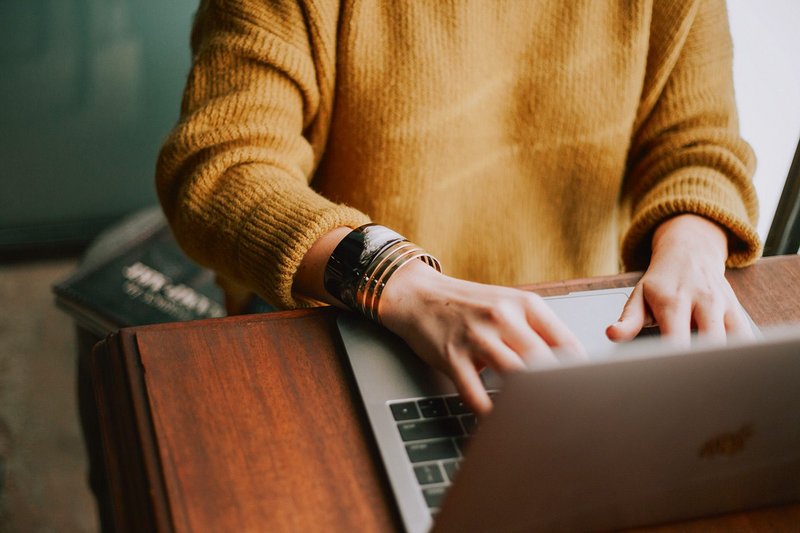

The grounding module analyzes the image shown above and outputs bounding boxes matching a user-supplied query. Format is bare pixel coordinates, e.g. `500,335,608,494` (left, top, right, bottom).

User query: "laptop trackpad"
545,289,631,360
480,289,632,390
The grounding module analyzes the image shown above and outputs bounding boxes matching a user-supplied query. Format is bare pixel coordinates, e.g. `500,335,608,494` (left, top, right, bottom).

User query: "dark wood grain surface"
92,256,800,532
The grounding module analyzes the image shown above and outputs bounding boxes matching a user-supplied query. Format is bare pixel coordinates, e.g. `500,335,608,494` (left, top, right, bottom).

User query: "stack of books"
53,207,226,336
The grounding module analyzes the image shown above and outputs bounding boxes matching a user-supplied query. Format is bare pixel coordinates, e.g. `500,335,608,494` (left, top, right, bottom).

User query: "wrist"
378,259,443,330
652,214,728,263
320,224,442,322
293,226,353,306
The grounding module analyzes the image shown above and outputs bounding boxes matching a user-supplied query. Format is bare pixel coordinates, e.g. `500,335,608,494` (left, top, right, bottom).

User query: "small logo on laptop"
699,424,754,459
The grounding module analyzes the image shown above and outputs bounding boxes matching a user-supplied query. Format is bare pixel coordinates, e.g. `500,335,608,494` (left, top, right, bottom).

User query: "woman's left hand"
606,214,754,345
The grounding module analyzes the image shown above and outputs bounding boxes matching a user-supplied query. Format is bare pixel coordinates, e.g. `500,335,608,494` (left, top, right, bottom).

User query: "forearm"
157,2,370,309
621,0,759,271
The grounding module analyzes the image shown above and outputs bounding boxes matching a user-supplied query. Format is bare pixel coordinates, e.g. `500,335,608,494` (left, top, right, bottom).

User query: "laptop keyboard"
389,393,496,513
385,328,665,515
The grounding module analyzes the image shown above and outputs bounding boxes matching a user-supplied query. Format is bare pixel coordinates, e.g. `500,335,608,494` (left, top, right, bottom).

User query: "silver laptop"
336,288,800,532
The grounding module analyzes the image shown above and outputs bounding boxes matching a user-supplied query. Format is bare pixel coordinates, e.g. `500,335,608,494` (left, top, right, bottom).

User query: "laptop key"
406,439,459,463
390,401,421,421
460,414,478,435
445,396,471,415
414,464,444,485
398,417,463,442
418,398,447,418
442,460,460,482
422,486,447,509
454,436,469,454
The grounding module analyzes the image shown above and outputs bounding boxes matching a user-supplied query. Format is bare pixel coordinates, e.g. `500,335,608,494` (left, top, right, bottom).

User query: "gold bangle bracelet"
355,240,416,314
369,249,442,323
364,246,427,321
326,224,442,322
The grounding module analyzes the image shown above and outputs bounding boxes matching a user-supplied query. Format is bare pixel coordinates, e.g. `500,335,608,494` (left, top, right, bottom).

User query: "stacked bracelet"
323,224,442,323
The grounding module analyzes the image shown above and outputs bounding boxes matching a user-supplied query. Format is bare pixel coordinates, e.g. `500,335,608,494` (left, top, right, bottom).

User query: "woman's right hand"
292,226,585,415
379,260,586,415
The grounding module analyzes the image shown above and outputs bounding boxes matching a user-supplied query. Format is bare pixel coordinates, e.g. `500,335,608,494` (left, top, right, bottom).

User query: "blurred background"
0,0,195,254
0,1,198,531
0,1,798,531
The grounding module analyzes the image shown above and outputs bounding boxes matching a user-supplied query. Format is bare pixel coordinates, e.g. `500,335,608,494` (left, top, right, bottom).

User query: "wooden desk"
91,256,800,532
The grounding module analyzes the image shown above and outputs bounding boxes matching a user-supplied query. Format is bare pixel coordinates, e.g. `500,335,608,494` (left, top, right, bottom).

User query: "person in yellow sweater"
157,0,761,413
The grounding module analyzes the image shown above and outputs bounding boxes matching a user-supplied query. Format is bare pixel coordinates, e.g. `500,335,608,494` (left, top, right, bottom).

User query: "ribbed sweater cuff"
235,185,370,309
622,167,762,271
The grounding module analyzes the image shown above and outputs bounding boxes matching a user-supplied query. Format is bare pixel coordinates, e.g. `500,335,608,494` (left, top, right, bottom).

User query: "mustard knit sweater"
156,0,760,309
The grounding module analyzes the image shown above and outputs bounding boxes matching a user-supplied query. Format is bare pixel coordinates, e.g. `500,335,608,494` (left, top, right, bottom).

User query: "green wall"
0,0,198,251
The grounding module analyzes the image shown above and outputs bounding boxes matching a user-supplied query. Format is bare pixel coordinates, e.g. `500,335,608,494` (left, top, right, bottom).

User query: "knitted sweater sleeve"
621,0,761,270
155,0,369,309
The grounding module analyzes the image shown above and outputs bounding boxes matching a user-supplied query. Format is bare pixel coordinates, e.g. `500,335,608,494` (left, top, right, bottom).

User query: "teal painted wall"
0,0,198,250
